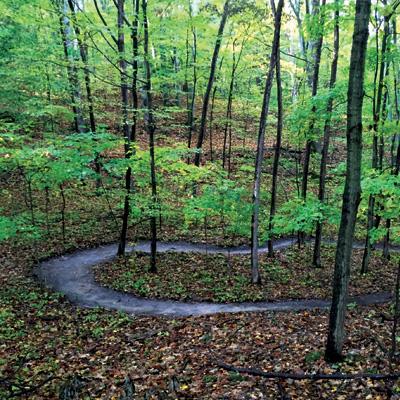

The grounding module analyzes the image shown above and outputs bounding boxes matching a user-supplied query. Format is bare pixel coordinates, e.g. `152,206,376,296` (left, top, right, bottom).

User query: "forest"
1,0,400,398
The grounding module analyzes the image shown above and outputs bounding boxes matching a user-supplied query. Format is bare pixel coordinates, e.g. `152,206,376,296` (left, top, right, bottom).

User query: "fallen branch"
214,361,400,381
1,375,58,399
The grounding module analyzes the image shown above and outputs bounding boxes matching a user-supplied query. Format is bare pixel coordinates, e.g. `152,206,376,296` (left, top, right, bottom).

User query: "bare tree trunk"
194,0,230,167
66,0,102,189
287,0,307,59
385,20,400,259
142,0,157,273
299,0,326,246
223,39,245,173
267,2,283,258
251,0,284,284
361,10,390,274
325,0,370,362
313,2,339,268
57,0,86,133
173,48,181,107
209,85,217,162
118,0,139,256
186,6,197,161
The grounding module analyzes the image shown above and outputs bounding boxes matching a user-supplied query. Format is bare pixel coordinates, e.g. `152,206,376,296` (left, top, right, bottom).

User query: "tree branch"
214,361,400,381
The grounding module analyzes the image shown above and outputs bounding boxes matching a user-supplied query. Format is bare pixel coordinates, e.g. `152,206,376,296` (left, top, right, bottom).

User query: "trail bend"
35,238,395,316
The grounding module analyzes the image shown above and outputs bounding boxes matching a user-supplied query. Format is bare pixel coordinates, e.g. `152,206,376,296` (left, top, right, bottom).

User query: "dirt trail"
35,238,395,316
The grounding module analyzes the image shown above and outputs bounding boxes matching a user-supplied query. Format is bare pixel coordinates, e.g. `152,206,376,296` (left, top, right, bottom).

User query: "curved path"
35,238,394,317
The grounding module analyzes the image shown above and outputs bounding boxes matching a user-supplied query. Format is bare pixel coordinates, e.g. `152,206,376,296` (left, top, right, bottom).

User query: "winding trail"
35,238,395,317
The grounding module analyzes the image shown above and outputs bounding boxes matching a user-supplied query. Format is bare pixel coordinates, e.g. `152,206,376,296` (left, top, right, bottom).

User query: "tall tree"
118,0,140,256
55,0,87,133
267,0,283,258
299,0,326,245
142,0,157,273
325,0,371,362
194,0,230,167
222,37,245,173
313,0,339,268
360,2,399,272
186,0,197,158
251,0,284,283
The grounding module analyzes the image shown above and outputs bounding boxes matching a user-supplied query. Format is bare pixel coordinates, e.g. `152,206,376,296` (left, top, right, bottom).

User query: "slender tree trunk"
173,48,181,107
325,0,370,362
142,0,157,273
194,0,230,167
313,3,339,267
187,21,197,160
383,218,391,260
306,0,321,88
287,0,307,59
223,41,236,169
58,1,86,133
67,0,96,133
222,70,233,170
118,0,139,256
209,85,217,162
223,39,244,172
118,0,131,152
66,0,102,189
361,11,390,273
251,0,284,284
385,20,400,259
267,12,283,258
299,0,326,245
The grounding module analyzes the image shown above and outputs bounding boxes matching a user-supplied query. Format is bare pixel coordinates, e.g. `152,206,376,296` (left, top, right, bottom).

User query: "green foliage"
267,194,338,240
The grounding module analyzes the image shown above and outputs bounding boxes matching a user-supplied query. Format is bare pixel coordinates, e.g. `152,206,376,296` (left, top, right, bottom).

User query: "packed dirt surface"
36,239,394,316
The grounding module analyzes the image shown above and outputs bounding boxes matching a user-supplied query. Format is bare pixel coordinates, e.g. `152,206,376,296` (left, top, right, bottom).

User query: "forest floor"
93,242,400,303
1,98,400,399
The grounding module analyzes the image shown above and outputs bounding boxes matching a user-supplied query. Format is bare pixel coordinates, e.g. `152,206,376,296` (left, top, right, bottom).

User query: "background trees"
2,0,400,365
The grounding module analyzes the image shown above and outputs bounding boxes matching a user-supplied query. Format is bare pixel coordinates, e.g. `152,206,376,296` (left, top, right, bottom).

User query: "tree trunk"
361,10,390,273
223,38,245,172
118,0,139,257
299,0,326,245
173,48,181,107
194,0,230,167
385,20,400,260
325,0,370,362
306,0,321,88
118,0,131,153
313,3,339,268
58,0,86,133
66,0,101,189
142,0,157,273
187,19,197,161
267,3,283,258
209,85,217,163
251,0,284,284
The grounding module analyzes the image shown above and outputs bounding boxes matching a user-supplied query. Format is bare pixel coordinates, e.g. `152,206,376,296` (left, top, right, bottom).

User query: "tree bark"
267,0,283,258
251,0,284,284
361,9,390,273
299,0,325,245
186,0,197,162
142,0,157,273
58,0,87,133
313,2,339,268
325,0,370,362
194,0,230,167
66,0,102,189
118,0,139,256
